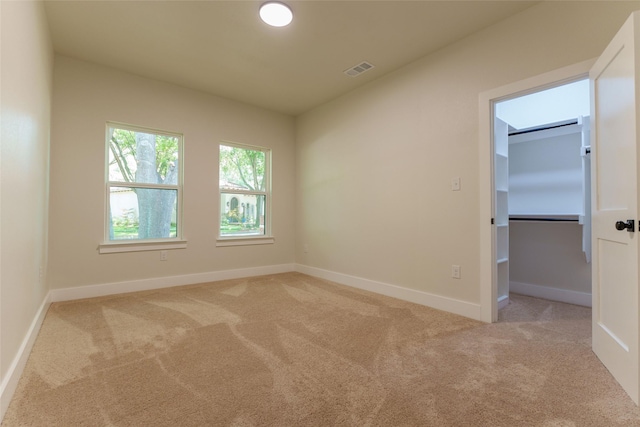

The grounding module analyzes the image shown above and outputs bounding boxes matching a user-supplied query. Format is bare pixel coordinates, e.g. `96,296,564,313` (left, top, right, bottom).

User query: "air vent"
344,61,375,77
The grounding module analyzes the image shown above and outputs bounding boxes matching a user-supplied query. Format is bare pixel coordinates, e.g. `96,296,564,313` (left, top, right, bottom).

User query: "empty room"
4,0,640,425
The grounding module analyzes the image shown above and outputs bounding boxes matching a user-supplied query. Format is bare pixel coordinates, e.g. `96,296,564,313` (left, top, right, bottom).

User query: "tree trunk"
136,133,158,239
135,132,178,239
156,163,178,237
108,204,115,240
255,196,263,230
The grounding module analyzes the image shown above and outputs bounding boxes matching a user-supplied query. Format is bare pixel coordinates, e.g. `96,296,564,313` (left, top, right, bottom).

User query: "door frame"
478,58,596,323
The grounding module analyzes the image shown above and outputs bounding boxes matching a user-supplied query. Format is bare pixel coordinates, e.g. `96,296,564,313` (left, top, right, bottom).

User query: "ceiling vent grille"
344,61,375,77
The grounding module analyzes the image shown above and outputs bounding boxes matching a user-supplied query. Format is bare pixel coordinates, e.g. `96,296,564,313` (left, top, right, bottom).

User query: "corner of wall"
295,264,483,321
0,294,51,420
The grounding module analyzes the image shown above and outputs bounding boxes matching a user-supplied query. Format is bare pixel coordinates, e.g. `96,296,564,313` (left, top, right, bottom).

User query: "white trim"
216,237,275,247
99,239,187,254
1,293,51,421
49,264,296,302
597,322,629,353
106,121,183,139
218,142,272,240
295,264,482,321
479,58,596,323
220,189,268,197
510,281,592,307
497,294,510,310
108,182,180,190
105,122,185,244
478,90,495,323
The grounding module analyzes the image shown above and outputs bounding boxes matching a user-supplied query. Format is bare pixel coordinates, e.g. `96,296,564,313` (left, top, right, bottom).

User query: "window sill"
216,236,275,247
99,239,188,254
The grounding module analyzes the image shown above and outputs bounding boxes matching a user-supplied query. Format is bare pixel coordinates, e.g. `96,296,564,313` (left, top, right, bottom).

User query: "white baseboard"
50,263,296,302
49,261,484,319
296,264,482,321
1,293,51,421
510,281,592,307
497,294,510,310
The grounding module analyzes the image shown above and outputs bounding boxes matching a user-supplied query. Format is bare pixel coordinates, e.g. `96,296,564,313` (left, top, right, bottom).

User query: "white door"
591,11,640,404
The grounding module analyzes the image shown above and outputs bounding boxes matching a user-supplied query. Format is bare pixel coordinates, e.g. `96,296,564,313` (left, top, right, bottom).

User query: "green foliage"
108,128,137,182
226,208,241,223
112,208,137,228
219,145,265,191
109,128,179,183
112,222,177,239
220,208,260,234
155,135,179,181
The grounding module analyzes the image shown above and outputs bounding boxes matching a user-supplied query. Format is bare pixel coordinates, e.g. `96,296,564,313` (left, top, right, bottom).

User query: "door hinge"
491,218,495,225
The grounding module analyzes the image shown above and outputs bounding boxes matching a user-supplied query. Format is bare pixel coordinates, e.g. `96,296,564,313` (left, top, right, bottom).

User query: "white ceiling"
43,0,538,116
496,80,590,130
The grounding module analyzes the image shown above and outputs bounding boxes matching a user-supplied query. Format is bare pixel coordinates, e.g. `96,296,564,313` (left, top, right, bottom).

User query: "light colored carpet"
3,272,640,426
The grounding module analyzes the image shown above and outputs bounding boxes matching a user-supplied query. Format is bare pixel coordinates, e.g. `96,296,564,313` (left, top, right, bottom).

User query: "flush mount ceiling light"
259,2,293,27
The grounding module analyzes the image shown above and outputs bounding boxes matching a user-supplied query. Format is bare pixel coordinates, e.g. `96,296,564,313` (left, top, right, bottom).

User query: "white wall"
507,127,591,304
0,0,53,411
509,132,583,216
48,56,295,290
295,1,640,308
510,221,591,295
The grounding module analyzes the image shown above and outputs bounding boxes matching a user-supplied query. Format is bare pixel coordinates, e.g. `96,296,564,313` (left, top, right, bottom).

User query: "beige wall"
48,56,295,289
510,222,591,294
1,0,53,386
295,1,640,305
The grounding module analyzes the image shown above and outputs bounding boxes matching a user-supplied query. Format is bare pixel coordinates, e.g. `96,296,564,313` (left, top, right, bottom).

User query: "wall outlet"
451,177,461,191
303,243,309,253
451,265,461,279
160,250,168,261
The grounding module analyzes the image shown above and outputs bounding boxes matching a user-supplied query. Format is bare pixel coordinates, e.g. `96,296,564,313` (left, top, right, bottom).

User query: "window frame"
217,141,273,247
99,122,186,254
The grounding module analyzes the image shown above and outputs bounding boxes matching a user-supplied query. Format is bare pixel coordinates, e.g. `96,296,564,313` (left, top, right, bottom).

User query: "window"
219,142,271,244
103,123,183,250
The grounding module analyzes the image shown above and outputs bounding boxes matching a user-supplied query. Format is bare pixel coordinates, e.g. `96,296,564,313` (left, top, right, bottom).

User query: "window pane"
109,187,177,240
108,126,179,185
219,145,266,191
220,193,266,237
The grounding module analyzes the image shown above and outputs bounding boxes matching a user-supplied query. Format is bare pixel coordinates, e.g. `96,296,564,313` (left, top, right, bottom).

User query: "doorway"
493,80,592,313
481,11,640,405
478,59,595,323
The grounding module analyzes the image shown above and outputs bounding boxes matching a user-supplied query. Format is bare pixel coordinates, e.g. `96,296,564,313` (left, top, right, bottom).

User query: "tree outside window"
219,143,270,238
106,123,182,241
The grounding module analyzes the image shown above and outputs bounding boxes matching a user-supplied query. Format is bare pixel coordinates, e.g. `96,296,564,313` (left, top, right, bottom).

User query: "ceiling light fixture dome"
259,2,293,27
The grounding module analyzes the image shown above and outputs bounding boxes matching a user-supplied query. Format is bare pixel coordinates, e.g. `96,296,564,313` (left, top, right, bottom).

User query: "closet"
494,80,592,308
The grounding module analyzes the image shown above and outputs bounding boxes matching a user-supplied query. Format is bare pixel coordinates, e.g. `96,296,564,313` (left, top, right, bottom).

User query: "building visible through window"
219,142,270,238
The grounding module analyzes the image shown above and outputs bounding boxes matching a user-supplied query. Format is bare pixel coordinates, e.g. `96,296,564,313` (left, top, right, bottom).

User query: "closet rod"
509,217,579,222
508,120,578,137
